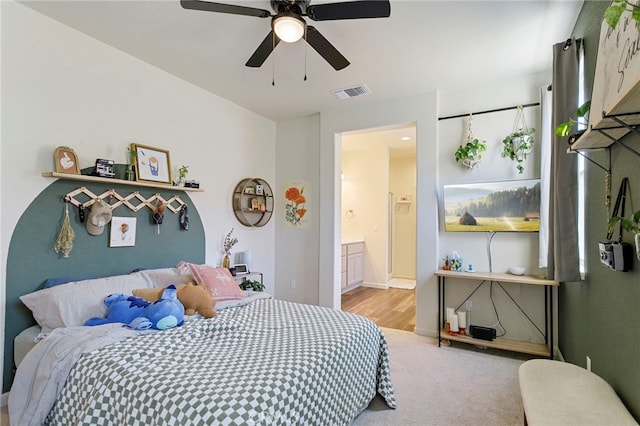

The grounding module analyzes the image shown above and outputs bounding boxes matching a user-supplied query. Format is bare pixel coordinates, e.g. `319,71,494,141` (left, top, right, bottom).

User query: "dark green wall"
3,172,205,391
560,1,640,419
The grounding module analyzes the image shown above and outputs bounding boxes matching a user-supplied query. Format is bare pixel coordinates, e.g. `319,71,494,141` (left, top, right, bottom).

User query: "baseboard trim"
414,327,437,339
361,282,387,290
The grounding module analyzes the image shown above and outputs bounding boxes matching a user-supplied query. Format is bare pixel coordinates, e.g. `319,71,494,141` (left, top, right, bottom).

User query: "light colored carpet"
352,328,528,425
388,278,416,290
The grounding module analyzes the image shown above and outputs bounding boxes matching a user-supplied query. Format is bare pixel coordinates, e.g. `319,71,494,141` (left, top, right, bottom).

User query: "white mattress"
14,325,42,367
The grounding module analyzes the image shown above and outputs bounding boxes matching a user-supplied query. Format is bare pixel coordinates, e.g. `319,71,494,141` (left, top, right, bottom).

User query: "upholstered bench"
518,359,637,425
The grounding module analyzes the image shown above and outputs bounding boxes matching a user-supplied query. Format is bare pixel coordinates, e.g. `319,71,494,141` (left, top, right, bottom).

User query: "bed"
8,266,396,425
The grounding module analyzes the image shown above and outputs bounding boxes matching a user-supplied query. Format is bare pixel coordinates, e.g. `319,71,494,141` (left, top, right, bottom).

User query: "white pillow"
138,267,194,288
20,272,153,333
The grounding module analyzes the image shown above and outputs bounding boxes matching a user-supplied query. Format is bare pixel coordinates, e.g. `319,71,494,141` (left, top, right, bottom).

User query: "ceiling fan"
180,0,391,70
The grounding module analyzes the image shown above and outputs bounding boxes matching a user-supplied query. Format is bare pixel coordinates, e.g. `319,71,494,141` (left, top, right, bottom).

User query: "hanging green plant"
455,138,487,169
501,105,535,174
605,0,640,32
454,114,487,170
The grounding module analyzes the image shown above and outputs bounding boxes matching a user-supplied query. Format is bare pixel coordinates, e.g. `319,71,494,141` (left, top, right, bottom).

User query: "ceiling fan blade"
180,0,271,18
305,26,349,70
306,1,390,21
246,31,281,67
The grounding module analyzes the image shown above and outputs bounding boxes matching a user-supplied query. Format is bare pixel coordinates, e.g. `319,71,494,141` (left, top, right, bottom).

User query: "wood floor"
341,286,416,332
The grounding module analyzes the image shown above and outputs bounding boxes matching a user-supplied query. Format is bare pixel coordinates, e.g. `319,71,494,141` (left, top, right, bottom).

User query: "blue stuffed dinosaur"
85,285,184,330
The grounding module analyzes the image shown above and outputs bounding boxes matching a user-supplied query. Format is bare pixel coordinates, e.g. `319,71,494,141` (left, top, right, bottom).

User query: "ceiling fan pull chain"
272,31,276,86
304,25,308,81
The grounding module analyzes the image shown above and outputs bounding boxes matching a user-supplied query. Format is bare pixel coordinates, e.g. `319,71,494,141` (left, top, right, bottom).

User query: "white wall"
437,73,550,343
318,94,439,337
341,145,389,286
1,1,276,390
274,115,320,304
390,156,417,279
275,73,551,340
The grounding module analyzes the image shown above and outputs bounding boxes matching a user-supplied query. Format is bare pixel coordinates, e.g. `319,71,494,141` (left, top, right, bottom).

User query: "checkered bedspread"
46,299,396,425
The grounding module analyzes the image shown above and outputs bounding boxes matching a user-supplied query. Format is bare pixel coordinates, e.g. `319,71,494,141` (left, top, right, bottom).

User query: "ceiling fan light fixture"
273,13,305,43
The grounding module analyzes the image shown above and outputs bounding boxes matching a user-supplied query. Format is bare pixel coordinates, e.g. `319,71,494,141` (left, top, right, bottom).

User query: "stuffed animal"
133,283,187,302
85,294,150,328
178,282,216,318
85,285,185,330
133,282,216,318
140,285,184,330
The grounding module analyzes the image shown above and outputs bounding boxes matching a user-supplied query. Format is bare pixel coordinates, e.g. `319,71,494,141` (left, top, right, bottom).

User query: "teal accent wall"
560,2,640,419
3,174,205,391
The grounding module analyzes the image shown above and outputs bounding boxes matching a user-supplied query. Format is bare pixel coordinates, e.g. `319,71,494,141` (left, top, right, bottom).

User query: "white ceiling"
20,0,583,122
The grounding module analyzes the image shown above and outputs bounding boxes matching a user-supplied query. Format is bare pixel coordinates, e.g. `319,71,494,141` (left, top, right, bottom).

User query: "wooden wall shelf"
232,178,273,227
569,13,640,154
42,172,203,192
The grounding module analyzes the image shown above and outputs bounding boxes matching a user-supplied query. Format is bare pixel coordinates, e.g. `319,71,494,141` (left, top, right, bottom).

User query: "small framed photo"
110,217,137,247
244,186,255,195
131,143,172,184
251,198,260,210
54,146,80,174
256,184,264,195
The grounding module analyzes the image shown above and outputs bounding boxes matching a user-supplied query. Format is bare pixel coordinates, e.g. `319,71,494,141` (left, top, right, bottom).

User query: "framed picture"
244,186,255,195
54,146,80,174
256,184,264,195
131,143,172,184
110,217,137,247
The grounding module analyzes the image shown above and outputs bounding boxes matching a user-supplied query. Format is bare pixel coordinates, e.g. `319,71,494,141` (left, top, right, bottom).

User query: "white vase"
462,158,479,169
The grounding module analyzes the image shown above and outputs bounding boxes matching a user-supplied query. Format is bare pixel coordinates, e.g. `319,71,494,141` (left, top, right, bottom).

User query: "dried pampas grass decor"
54,202,75,258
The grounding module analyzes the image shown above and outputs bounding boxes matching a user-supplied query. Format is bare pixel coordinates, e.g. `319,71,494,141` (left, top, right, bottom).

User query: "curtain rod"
438,102,540,121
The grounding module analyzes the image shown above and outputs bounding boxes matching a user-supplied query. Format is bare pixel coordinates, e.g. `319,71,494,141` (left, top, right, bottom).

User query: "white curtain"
539,85,552,268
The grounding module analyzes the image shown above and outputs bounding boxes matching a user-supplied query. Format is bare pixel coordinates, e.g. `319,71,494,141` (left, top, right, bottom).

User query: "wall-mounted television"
442,179,541,232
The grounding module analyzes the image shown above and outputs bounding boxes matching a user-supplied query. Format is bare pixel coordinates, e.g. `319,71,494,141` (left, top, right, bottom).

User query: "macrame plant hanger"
463,114,478,169
512,105,533,161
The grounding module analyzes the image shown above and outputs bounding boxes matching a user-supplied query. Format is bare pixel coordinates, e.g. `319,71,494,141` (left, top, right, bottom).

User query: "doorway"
339,124,416,331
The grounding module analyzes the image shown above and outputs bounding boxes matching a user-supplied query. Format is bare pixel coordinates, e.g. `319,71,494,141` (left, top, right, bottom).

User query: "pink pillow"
178,262,244,301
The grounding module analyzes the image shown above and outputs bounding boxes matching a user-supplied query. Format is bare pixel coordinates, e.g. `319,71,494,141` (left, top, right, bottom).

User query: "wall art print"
110,216,137,247
132,143,172,184
284,182,309,229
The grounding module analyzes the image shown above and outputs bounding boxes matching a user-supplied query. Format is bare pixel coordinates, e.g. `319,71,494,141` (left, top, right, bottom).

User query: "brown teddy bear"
133,282,216,318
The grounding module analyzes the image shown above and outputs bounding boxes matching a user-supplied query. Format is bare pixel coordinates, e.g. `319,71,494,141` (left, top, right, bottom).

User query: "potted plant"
239,279,265,292
501,127,535,174
555,101,591,139
455,138,487,169
608,209,640,261
177,165,189,186
126,147,137,181
222,228,238,268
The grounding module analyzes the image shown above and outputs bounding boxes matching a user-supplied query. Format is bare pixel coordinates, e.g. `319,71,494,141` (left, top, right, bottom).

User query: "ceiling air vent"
332,84,371,100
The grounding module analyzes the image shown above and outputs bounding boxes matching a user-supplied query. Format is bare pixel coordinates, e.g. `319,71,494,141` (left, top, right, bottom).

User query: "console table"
435,270,558,358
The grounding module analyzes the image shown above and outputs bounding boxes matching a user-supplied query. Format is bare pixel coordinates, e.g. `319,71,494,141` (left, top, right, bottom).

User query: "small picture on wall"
256,184,264,195
54,146,80,174
244,186,256,195
110,217,137,247
131,143,172,184
284,181,309,229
